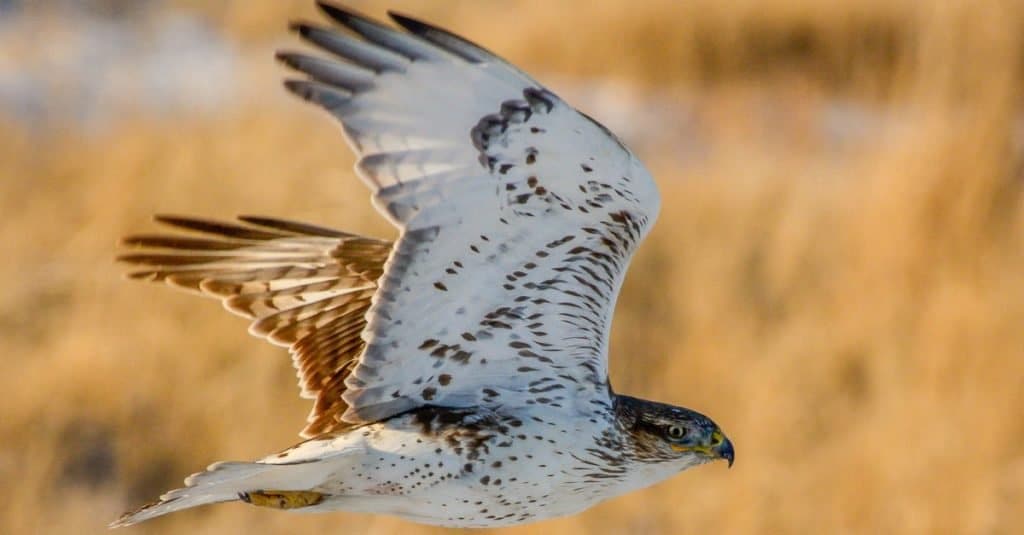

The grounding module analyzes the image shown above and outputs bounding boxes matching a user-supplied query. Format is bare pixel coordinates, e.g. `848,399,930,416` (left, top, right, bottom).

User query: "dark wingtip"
238,215,351,238
153,214,190,226
282,79,312,100
386,11,427,33
385,8,495,64
275,50,299,69
317,1,367,26
288,20,313,36
236,215,279,227
118,235,147,247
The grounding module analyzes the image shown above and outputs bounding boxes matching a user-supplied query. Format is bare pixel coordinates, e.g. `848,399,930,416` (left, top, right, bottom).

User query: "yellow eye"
666,425,686,440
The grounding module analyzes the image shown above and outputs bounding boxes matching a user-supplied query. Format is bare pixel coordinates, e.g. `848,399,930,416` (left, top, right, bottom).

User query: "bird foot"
238,490,325,509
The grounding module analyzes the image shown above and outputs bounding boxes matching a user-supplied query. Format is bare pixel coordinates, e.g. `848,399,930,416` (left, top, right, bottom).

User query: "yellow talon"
239,490,325,509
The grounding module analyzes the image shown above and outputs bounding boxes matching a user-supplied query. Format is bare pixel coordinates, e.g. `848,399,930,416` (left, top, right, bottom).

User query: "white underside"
114,408,705,528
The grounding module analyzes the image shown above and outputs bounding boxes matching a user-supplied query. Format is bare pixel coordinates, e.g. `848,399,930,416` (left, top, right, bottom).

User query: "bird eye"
666,425,686,440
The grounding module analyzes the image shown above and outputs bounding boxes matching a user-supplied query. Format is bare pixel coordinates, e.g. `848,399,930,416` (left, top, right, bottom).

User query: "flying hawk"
112,1,733,528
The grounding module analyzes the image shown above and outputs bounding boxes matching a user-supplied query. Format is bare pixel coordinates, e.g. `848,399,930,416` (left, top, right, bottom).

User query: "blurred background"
2,0,1023,533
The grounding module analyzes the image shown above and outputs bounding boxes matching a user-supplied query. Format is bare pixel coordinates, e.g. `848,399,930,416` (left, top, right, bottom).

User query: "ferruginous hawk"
112,1,734,528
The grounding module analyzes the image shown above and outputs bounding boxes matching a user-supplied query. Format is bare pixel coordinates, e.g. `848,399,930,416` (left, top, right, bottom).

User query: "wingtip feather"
316,1,374,28
288,19,311,35
385,11,423,31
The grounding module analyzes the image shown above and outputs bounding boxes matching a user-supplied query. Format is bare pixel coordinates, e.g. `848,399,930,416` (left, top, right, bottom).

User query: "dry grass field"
2,1,1023,533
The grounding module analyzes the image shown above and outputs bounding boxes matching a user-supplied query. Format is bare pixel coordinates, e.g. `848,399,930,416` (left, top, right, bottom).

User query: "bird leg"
238,490,325,509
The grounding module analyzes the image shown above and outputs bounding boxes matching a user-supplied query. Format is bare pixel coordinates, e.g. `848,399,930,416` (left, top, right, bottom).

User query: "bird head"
616,395,734,468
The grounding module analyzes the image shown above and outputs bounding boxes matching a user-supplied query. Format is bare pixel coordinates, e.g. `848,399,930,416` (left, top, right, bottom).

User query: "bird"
111,1,734,529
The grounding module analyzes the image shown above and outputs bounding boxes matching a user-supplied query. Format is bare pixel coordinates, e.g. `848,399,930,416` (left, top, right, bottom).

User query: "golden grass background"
2,0,1023,533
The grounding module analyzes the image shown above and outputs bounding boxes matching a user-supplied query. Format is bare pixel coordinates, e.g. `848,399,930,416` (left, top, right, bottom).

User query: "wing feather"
279,3,661,423
118,215,391,438
386,10,539,85
120,2,661,435
317,3,454,63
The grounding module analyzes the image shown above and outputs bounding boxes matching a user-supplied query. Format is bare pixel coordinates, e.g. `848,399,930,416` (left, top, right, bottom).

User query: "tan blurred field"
2,1,1023,534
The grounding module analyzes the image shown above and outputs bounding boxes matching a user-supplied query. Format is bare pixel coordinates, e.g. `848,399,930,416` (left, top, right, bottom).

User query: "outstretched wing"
283,3,661,424
119,215,391,437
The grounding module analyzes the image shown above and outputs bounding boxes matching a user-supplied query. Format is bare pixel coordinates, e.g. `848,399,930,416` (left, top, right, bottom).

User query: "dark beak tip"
719,438,735,468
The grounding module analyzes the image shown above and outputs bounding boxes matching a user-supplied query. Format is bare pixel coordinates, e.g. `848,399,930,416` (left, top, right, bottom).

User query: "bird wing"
283,3,661,424
119,215,391,437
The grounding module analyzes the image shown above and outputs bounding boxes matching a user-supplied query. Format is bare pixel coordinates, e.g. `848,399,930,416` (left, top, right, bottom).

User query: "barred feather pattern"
119,215,392,437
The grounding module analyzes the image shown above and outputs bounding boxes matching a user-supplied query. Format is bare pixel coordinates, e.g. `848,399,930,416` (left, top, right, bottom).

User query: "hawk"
112,1,733,528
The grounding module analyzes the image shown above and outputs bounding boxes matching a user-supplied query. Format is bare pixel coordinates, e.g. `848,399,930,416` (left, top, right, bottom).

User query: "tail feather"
110,460,326,528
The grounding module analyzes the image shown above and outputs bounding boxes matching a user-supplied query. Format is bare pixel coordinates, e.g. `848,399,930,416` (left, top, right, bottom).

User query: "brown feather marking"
118,215,392,438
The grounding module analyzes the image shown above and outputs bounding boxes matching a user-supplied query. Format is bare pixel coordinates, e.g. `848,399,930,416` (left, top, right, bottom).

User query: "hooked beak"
671,428,735,467
715,436,735,468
